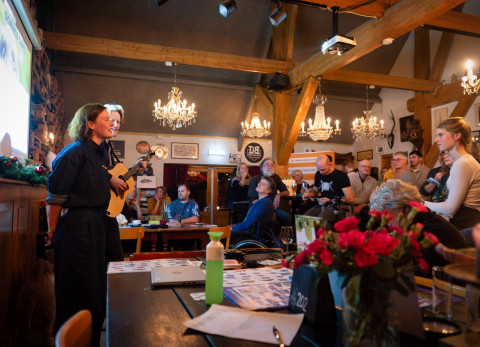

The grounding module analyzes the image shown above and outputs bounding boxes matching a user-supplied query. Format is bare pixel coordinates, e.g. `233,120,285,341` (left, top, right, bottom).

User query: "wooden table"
143,224,211,251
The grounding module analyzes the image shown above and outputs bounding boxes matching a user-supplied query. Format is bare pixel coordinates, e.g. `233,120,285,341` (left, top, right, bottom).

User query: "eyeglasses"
391,158,404,162
359,165,371,168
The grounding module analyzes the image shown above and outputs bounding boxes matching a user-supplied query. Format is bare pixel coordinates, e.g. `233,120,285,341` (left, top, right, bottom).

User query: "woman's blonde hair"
235,163,249,179
369,179,423,211
438,117,480,162
68,103,107,141
291,169,303,180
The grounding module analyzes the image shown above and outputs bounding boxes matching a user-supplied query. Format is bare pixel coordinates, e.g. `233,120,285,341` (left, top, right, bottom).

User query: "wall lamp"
270,1,287,26
218,0,237,18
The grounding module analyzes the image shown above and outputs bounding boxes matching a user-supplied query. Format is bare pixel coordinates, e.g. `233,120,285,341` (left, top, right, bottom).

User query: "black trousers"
104,214,124,263
54,208,106,347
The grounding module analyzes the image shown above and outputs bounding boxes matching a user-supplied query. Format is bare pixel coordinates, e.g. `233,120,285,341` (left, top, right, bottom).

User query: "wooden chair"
130,250,206,261
119,226,145,261
209,226,231,250
55,310,92,347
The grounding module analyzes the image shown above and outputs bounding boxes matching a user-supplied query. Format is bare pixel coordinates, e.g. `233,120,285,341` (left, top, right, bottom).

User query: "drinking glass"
279,226,294,254
432,266,453,319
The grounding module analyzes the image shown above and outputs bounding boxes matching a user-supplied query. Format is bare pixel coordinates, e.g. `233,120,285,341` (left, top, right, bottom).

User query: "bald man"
348,160,377,215
303,155,353,224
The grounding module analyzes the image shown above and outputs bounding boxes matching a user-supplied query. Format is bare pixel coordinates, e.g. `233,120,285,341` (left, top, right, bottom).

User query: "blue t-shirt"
231,196,274,232
167,199,200,220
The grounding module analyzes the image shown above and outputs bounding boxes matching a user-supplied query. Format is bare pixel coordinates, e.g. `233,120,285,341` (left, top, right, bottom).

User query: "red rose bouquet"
284,202,438,346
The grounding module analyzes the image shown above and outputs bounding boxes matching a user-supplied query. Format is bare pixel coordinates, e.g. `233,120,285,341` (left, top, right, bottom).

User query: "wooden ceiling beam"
322,69,441,92
43,32,296,75
272,4,298,62
304,0,400,18
407,81,464,112
429,32,455,81
287,0,466,88
277,76,318,165
424,11,480,37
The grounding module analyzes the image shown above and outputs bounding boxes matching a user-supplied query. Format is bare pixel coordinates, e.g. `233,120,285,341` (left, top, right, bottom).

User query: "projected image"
0,0,32,159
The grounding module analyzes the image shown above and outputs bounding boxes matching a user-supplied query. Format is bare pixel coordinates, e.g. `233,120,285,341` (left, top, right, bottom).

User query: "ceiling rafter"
424,11,480,37
287,0,466,88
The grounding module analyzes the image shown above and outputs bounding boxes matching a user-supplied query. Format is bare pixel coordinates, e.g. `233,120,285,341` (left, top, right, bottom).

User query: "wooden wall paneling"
0,201,13,345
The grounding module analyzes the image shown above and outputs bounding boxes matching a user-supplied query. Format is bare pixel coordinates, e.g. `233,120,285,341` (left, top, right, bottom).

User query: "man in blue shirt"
167,184,200,224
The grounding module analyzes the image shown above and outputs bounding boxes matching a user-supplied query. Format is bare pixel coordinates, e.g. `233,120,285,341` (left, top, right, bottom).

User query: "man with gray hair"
248,158,290,221
391,151,413,184
348,160,377,215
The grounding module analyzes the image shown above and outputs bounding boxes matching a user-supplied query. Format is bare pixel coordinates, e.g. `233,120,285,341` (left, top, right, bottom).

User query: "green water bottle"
205,231,224,305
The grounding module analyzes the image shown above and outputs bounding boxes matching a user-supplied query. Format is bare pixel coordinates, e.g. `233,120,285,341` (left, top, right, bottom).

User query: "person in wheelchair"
231,176,275,246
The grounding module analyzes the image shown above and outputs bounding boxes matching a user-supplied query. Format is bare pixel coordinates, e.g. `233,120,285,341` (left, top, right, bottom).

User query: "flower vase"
341,284,398,347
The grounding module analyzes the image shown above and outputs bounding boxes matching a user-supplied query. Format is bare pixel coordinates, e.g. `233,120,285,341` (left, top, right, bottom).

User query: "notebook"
151,265,205,287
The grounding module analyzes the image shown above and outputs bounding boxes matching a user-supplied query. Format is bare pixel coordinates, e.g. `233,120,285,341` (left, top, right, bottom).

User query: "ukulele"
105,150,155,217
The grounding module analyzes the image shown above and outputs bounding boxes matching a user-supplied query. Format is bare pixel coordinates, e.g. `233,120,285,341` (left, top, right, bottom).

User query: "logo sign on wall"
244,142,264,163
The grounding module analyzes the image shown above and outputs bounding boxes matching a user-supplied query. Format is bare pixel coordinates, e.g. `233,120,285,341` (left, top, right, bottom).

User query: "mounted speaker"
269,73,289,91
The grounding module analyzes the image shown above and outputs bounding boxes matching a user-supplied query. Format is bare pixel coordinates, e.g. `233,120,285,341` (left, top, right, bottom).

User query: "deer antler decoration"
387,110,395,149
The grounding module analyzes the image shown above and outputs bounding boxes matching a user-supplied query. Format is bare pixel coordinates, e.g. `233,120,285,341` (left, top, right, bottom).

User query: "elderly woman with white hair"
369,179,467,273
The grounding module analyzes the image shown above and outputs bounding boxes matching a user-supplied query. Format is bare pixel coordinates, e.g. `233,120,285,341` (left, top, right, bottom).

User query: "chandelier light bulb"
462,59,480,95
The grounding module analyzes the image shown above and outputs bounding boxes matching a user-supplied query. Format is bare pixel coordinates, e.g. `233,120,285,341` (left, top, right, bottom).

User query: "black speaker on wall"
269,73,289,91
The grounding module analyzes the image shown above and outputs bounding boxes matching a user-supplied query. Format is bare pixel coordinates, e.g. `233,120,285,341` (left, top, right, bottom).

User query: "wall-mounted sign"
136,141,150,154
110,140,125,159
244,142,264,163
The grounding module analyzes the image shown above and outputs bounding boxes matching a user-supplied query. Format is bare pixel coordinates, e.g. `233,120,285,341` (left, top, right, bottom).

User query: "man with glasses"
248,158,290,222
391,152,413,184
348,160,377,215
409,149,430,189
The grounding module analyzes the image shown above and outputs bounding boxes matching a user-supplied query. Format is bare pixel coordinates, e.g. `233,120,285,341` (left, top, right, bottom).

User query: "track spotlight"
269,1,286,26
218,0,237,18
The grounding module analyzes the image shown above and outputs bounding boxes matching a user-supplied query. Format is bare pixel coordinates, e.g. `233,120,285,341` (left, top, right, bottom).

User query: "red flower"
388,225,404,236
367,233,400,256
409,201,428,213
368,209,382,219
316,228,326,238
307,239,324,256
416,257,429,274
320,249,334,266
294,249,308,268
354,247,378,267
423,232,439,245
339,230,365,249
281,258,289,268
334,217,360,233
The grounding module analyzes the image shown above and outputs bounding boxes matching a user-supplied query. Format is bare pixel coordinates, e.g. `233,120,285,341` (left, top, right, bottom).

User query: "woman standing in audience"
425,117,480,230
230,163,250,224
45,104,112,346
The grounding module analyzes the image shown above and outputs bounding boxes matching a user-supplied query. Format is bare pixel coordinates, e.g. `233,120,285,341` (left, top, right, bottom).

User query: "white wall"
114,133,272,185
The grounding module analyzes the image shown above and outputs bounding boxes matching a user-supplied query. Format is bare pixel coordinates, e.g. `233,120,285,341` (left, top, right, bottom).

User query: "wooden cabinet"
0,179,47,346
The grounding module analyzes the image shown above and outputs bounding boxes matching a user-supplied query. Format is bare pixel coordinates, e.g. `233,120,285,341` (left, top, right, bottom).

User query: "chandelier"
351,85,385,141
241,96,271,138
152,63,197,130
299,79,341,141
462,59,480,95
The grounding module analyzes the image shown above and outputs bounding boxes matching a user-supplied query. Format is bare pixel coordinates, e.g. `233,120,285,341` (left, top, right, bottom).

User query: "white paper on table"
183,304,304,346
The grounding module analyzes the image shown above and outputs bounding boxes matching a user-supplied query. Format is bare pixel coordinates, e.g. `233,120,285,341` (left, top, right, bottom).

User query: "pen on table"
272,325,285,347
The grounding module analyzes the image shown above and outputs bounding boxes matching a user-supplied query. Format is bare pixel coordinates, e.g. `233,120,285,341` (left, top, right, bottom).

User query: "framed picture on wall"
171,142,199,160
110,140,125,159
357,150,373,161
376,145,384,154
400,115,414,142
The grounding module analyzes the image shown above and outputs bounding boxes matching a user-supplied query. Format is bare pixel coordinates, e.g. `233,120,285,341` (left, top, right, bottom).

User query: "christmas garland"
0,155,50,185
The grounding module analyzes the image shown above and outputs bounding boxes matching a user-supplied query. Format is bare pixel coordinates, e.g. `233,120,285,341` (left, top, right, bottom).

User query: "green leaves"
346,274,361,307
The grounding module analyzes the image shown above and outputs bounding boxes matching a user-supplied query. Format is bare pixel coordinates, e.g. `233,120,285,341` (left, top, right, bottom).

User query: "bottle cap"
208,231,223,240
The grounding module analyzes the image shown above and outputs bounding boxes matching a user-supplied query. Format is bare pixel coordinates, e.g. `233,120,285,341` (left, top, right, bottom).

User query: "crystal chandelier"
299,79,341,141
241,96,271,138
152,63,197,130
351,85,385,141
462,59,480,95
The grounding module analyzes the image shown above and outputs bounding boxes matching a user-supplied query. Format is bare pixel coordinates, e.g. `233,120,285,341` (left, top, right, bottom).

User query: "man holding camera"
302,155,353,224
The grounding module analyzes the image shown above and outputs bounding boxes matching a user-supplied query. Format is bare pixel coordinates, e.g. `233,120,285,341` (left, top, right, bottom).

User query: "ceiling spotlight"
218,0,237,18
270,2,286,26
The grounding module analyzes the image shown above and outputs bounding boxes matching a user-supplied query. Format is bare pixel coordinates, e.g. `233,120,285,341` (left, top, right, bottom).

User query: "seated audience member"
303,155,353,225
369,179,467,273
230,163,250,224
121,190,142,222
392,152,413,184
342,160,355,175
420,152,451,202
409,150,430,190
424,117,480,230
167,184,200,225
348,160,377,215
291,169,310,195
148,186,171,216
382,162,395,183
248,158,290,222
231,176,275,244
378,167,389,185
